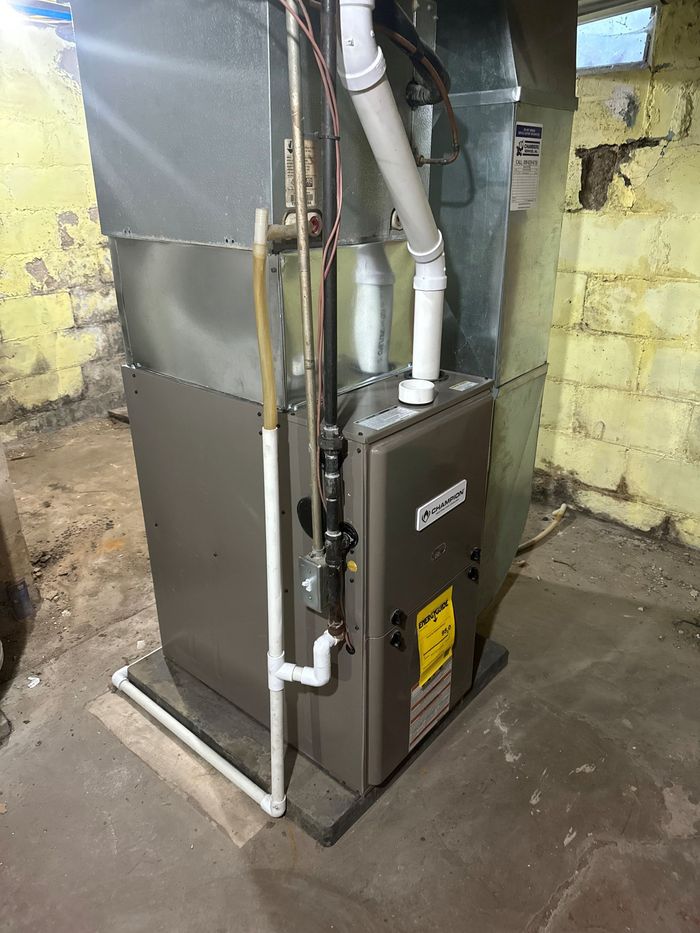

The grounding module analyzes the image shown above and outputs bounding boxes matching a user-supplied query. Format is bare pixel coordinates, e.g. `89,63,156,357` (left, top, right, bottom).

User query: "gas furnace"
71,0,576,835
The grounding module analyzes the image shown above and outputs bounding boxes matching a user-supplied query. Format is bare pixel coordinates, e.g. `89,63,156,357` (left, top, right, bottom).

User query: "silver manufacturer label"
415,480,467,532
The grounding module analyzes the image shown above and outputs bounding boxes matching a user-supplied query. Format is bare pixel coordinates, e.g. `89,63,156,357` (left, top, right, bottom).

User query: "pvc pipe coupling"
413,252,447,292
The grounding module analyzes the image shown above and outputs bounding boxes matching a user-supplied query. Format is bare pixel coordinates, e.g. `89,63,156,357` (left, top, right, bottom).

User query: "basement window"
576,5,656,72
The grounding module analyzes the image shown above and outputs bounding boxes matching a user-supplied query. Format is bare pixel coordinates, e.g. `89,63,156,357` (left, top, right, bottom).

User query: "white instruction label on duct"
510,122,543,211
450,379,478,393
415,479,467,532
356,405,415,432
284,138,318,209
409,658,452,751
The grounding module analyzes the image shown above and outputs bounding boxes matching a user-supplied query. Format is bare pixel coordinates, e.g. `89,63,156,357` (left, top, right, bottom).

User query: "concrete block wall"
0,18,124,441
537,0,700,549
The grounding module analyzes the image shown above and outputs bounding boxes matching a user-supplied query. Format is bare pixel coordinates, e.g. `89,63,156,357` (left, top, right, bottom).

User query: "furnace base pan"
127,637,508,846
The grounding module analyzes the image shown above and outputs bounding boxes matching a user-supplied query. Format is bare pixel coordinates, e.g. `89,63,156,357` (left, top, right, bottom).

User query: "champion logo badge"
416,480,467,532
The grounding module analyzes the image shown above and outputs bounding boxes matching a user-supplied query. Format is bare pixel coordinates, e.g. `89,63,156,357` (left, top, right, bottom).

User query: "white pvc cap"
398,378,436,405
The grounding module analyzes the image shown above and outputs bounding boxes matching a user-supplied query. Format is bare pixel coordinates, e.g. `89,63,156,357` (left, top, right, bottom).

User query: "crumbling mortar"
573,320,692,343
571,272,700,285
561,320,653,342
640,67,667,136
633,337,653,394
575,137,671,210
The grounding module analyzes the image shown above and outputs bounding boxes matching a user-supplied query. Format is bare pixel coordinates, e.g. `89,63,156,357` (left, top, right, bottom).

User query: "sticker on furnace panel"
415,479,467,531
409,659,453,750
450,378,478,393
356,405,415,432
416,586,455,687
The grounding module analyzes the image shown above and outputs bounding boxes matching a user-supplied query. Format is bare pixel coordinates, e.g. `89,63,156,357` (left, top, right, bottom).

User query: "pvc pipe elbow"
296,668,327,688
261,794,287,818
112,667,129,691
338,0,386,93
408,230,445,267
296,630,334,687
276,631,340,689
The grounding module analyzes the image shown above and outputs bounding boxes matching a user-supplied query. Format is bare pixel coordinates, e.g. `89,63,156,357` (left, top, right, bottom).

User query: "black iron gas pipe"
321,0,338,425
319,0,347,645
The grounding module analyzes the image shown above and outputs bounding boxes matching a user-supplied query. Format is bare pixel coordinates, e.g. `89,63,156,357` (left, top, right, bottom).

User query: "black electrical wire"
373,0,451,107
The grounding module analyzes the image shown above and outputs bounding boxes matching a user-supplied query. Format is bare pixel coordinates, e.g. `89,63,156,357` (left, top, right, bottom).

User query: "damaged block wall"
537,0,700,549
0,18,124,441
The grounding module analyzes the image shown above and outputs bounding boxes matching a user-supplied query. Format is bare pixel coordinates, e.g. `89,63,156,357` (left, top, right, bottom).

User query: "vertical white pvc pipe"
262,427,283,662
262,426,287,817
353,241,395,373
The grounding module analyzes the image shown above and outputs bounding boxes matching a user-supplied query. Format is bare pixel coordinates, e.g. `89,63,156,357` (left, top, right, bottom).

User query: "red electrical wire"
275,0,342,506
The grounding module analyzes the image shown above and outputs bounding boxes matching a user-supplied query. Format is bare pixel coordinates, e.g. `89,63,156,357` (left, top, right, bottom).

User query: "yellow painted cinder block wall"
0,14,124,439
538,0,700,549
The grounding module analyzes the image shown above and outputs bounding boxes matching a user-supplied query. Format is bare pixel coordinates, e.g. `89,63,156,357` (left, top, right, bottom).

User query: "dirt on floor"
516,501,700,651
1,419,153,689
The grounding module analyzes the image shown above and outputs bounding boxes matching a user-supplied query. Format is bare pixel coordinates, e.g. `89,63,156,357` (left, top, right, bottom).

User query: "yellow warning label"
416,586,455,687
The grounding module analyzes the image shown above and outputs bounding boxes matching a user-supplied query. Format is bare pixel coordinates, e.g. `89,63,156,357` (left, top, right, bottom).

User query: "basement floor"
0,418,698,933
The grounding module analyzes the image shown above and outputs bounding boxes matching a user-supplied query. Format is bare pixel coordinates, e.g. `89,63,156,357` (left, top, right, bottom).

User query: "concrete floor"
0,418,698,933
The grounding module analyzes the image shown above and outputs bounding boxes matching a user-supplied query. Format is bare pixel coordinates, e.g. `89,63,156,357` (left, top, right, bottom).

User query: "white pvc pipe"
338,0,447,400
112,666,278,816
261,426,287,816
353,241,394,374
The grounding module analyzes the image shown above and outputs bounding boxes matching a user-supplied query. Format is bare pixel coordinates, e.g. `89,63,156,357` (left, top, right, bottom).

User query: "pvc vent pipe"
338,0,447,404
353,242,395,374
